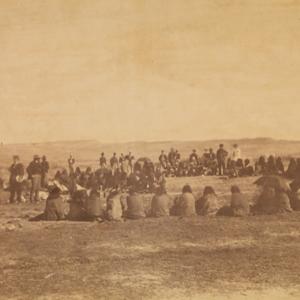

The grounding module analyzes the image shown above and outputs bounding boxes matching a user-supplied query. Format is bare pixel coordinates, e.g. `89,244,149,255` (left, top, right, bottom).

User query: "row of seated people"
55,166,159,194
162,158,255,178
255,155,300,179
31,180,300,222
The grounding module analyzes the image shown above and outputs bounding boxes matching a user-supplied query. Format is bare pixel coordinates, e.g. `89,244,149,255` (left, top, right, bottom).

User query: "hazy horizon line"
2,136,300,146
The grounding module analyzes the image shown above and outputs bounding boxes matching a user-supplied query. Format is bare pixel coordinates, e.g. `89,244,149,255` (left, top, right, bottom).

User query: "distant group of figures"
159,144,294,179
159,144,251,177
4,144,300,205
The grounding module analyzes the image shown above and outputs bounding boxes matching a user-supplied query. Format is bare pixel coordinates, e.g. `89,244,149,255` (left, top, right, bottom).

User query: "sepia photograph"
0,1,300,299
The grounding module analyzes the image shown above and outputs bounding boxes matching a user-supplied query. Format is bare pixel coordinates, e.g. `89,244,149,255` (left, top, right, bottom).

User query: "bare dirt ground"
0,176,300,300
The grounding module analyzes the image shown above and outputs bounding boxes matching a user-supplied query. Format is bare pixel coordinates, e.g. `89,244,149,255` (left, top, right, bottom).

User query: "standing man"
159,150,168,169
127,152,134,174
9,155,25,204
232,144,241,162
216,144,228,176
231,144,242,176
27,155,42,203
119,153,125,165
41,156,50,188
99,153,106,168
110,153,119,176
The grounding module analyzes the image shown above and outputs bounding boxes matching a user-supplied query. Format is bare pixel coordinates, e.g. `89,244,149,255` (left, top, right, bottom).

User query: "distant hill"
1,138,300,172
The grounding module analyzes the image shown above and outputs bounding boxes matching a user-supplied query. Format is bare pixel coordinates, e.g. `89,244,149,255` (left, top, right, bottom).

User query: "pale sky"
0,0,300,143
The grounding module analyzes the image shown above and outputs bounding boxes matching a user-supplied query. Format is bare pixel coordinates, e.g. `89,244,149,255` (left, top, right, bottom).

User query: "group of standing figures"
8,155,49,203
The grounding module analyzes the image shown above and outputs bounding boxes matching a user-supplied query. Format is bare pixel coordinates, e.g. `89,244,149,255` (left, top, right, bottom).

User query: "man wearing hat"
27,155,42,202
9,155,25,203
216,144,228,176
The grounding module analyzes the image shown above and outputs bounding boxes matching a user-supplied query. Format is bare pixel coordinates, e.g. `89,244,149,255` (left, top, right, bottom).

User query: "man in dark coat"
216,144,228,176
9,155,25,203
27,155,42,202
159,150,168,169
41,156,50,188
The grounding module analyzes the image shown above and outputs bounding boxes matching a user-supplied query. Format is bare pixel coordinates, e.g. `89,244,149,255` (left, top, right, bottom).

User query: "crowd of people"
158,144,250,177
2,144,300,223
31,179,300,222
4,144,300,207
159,145,300,179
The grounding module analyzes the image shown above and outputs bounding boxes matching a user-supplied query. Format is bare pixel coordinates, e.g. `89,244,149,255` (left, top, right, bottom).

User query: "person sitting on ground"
151,184,172,217
289,183,300,211
74,167,82,182
266,155,277,175
30,186,65,221
286,158,297,179
230,185,250,217
189,150,198,164
275,157,285,175
54,170,61,181
196,186,219,216
68,190,88,221
239,159,254,177
168,148,176,167
252,186,277,215
201,149,210,166
126,187,146,219
255,156,266,175
175,184,196,217
106,186,123,221
276,188,293,213
86,186,107,221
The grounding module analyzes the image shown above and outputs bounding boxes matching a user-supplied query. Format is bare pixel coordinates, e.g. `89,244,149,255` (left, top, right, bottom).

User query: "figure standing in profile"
27,155,42,203
9,155,25,204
